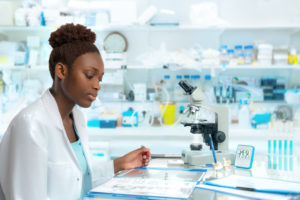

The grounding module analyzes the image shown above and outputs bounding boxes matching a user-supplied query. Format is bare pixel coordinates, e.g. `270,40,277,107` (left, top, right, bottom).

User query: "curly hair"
48,23,100,80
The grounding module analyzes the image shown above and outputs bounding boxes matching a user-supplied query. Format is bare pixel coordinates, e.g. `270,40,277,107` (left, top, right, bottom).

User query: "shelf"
0,65,49,71
1,24,300,32
1,64,299,72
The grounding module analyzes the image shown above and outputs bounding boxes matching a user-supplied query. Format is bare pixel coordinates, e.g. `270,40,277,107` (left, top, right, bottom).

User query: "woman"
0,23,150,200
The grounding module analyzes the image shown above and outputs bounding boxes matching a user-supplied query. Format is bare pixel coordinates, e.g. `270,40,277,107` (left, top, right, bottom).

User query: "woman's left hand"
113,147,151,173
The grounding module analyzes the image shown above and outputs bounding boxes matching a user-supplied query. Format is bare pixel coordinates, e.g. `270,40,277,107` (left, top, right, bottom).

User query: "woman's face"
62,52,104,108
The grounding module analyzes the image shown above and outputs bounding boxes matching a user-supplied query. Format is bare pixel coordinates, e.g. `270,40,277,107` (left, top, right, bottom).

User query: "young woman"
0,23,150,200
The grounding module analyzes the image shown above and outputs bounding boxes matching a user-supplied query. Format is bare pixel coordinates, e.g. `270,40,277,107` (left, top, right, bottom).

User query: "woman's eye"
85,73,94,80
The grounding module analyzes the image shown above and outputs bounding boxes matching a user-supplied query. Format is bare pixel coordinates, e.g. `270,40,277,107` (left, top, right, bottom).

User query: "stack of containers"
257,43,273,65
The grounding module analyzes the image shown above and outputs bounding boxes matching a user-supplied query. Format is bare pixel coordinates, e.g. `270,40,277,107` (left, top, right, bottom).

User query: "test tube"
268,139,272,169
289,140,293,171
278,140,282,170
284,139,288,171
273,140,277,169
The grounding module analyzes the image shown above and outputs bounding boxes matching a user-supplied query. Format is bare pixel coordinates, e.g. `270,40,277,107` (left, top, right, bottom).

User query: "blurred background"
0,0,299,172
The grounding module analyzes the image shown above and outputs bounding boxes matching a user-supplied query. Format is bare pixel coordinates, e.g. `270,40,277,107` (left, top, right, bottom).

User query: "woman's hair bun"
49,23,96,48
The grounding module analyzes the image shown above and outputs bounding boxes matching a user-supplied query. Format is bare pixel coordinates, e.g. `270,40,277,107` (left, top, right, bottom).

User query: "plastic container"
244,45,254,64
190,75,201,88
163,75,173,101
173,75,186,102
220,45,229,66
234,45,243,57
238,99,250,128
227,49,236,65
203,74,215,103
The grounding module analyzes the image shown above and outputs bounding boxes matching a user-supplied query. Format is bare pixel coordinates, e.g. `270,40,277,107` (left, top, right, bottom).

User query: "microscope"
179,80,235,166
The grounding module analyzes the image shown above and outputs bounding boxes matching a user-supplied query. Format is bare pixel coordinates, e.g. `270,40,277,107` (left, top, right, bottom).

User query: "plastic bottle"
0,71,4,96
234,45,243,56
220,45,229,67
162,75,173,101
191,75,201,88
183,75,190,83
288,48,299,65
173,75,186,102
203,74,215,103
238,99,250,128
237,53,245,65
244,45,254,64
227,49,236,65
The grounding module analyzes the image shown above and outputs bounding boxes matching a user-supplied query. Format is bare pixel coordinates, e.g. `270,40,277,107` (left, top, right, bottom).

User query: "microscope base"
182,150,235,166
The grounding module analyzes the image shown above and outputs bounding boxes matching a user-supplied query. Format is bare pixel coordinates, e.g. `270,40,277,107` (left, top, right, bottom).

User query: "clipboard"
201,175,300,196
86,167,206,200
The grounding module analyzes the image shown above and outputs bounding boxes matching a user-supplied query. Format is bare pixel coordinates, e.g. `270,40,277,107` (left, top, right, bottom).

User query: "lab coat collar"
41,89,93,179
41,89,83,170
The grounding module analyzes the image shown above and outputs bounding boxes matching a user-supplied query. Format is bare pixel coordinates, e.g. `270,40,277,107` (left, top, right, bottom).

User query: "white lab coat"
0,89,114,200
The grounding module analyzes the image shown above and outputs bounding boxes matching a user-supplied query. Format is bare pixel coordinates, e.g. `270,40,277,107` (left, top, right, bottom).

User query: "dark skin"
50,52,150,173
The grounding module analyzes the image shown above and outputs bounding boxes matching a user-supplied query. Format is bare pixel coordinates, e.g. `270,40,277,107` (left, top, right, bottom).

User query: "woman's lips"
88,94,96,101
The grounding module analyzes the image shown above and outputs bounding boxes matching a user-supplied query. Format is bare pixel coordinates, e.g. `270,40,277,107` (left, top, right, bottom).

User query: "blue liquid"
279,140,282,170
284,140,288,171
273,140,277,169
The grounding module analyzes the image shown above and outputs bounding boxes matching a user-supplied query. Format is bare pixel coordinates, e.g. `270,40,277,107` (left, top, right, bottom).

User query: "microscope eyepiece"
178,80,196,95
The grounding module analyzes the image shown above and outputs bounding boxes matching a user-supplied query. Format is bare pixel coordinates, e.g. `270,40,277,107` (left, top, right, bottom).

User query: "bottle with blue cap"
190,74,201,88
162,74,173,101
227,49,236,65
244,45,254,64
220,45,229,67
203,74,215,103
174,75,186,102
238,99,250,128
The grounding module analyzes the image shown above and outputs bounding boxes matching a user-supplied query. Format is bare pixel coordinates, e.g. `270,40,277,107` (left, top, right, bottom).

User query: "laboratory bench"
84,155,300,200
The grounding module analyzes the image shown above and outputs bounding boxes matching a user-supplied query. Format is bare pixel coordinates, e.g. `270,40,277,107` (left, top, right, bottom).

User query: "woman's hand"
113,147,151,173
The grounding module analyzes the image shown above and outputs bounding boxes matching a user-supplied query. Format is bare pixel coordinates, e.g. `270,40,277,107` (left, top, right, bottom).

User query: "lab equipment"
149,9,179,26
238,99,250,128
234,145,255,169
251,112,271,128
179,80,235,166
160,101,175,125
122,108,138,127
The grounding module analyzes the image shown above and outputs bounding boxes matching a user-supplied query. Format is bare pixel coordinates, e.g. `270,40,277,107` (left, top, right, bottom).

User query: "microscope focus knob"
215,131,226,143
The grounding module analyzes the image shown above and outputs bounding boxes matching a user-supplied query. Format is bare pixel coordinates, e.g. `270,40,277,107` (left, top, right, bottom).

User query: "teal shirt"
71,124,91,199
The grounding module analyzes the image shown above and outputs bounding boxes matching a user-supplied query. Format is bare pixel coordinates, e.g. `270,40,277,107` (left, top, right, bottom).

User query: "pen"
209,135,217,163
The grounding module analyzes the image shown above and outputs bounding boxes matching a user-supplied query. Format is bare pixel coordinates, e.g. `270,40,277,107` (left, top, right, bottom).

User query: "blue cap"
235,45,242,49
191,75,200,79
176,75,182,79
227,49,234,53
164,75,170,79
184,75,190,79
238,53,244,57
244,45,254,49
221,45,228,49
205,75,211,80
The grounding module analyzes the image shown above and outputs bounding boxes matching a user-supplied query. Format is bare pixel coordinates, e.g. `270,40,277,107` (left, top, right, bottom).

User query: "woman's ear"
55,62,68,80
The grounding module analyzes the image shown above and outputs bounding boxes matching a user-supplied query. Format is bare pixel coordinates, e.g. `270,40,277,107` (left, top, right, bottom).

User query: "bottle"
190,75,201,88
238,99,250,128
203,74,215,104
288,48,299,65
0,71,4,96
237,53,245,65
220,45,229,67
162,75,173,101
183,75,190,84
227,49,236,65
173,75,186,102
244,45,254,64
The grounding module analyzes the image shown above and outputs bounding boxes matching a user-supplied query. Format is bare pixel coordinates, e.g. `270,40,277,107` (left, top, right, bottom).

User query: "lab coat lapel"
72,108,93,174
42,89,82,170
